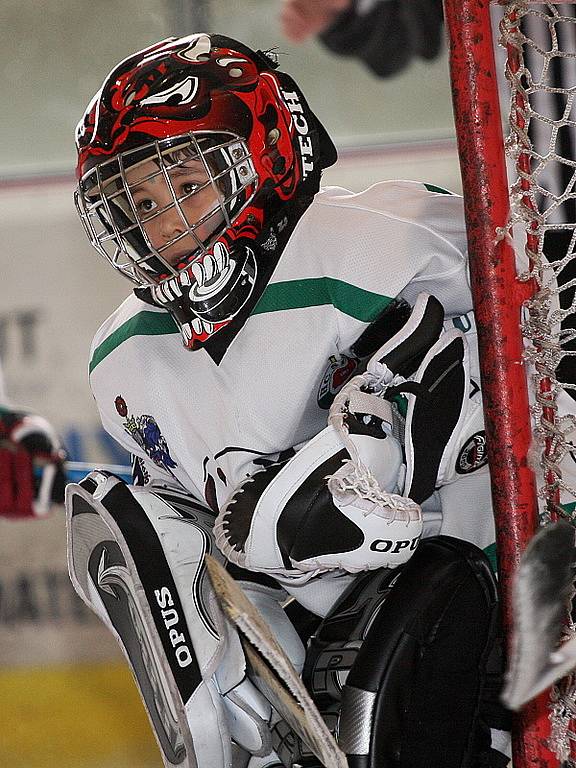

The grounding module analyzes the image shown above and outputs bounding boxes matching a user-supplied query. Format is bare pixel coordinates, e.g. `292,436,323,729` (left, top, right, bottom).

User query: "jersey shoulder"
314,180,462,219
306,180,467,270
89,293,172,373
288,180,465,273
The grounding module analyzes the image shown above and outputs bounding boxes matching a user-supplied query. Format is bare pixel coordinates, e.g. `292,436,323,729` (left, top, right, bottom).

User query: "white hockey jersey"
89,181,493,547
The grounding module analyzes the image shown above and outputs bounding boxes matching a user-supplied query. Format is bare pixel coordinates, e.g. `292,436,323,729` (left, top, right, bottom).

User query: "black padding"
403,335,466,503
349,536,498,767
306,536,502,768
378,294,445,378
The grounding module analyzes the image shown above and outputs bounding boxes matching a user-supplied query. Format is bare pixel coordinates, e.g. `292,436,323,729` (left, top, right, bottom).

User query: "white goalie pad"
65,472,272,768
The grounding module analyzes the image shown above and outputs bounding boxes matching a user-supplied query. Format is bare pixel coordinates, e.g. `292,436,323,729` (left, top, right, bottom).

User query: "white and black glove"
0,407,66,518
214,373,422,581
361,293,482,503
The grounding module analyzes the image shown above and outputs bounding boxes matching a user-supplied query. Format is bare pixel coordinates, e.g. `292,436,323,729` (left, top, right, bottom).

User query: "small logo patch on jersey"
456,431,488,474
116,396,177,474
318,354,359,409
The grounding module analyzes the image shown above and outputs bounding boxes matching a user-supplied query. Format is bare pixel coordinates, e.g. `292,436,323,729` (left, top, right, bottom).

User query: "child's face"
125,158,223,267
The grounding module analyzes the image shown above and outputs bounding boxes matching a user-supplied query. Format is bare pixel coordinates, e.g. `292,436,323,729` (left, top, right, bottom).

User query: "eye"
136,198,158,214
181,181,200,197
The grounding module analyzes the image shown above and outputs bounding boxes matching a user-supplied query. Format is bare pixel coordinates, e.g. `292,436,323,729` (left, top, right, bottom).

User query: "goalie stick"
502,519,576,710
204,554,348,768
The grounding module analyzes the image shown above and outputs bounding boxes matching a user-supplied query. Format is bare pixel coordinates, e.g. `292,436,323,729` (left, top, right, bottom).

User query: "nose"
158,204,186,245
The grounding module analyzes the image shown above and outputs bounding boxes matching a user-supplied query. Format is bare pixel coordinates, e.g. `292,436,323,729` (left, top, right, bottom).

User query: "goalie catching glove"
0,406,66,518
215,406,421,580
215,293,470,581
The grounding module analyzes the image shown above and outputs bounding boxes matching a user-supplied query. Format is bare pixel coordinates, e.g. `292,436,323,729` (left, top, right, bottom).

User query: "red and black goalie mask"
75,32,337,354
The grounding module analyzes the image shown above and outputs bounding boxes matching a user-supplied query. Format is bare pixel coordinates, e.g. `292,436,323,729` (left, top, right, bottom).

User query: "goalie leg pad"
340,536,500,768
303,536,501,768
66,472,272,767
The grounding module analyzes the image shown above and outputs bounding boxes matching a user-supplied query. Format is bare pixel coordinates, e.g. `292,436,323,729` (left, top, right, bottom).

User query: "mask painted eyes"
139,76,199,107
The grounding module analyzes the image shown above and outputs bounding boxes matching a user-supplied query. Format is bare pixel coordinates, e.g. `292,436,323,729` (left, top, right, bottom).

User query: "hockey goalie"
66,292,509,767
67,32,513,768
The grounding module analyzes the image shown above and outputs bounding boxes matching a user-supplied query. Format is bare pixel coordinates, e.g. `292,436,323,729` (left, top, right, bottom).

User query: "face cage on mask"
75,132,258,286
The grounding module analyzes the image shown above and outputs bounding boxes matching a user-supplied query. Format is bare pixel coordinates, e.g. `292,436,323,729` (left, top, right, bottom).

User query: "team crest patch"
456,431,488,474
317,354,359,409
115,396,177,474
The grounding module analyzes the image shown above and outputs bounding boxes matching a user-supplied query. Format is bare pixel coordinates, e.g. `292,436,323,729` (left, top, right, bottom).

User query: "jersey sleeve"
88,299,182,489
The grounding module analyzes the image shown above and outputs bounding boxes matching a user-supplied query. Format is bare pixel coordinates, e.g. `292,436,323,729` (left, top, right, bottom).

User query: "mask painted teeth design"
179,319,215,343
192,317,214,335
147,240,257,349
151,242,234,305
186,242,234,298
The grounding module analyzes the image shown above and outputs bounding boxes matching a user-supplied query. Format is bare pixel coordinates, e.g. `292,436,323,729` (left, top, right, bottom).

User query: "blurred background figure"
0,358,67,519
280,0,350,43
280,0,445,77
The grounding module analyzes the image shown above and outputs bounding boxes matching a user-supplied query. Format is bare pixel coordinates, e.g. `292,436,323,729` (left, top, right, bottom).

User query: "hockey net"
444,1,576,767
504,6,576,758
502,3,576,521
505,6,576,761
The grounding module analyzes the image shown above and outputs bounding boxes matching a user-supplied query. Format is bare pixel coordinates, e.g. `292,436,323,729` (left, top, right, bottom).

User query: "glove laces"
327,375,419,520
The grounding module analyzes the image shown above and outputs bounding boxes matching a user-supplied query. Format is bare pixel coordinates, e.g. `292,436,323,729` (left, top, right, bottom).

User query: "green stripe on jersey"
483,542,498,574
423,183,454,195
89,278,393,372
252,278,392,321
90,311,178,373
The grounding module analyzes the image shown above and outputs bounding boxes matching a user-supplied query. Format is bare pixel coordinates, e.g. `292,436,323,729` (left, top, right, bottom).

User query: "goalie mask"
75,32,337,352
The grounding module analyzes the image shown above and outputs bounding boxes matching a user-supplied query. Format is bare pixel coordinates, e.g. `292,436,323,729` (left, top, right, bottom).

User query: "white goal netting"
501,3,576,760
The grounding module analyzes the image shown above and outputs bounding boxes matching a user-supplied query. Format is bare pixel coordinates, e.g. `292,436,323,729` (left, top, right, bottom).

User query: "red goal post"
443,2,576,767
